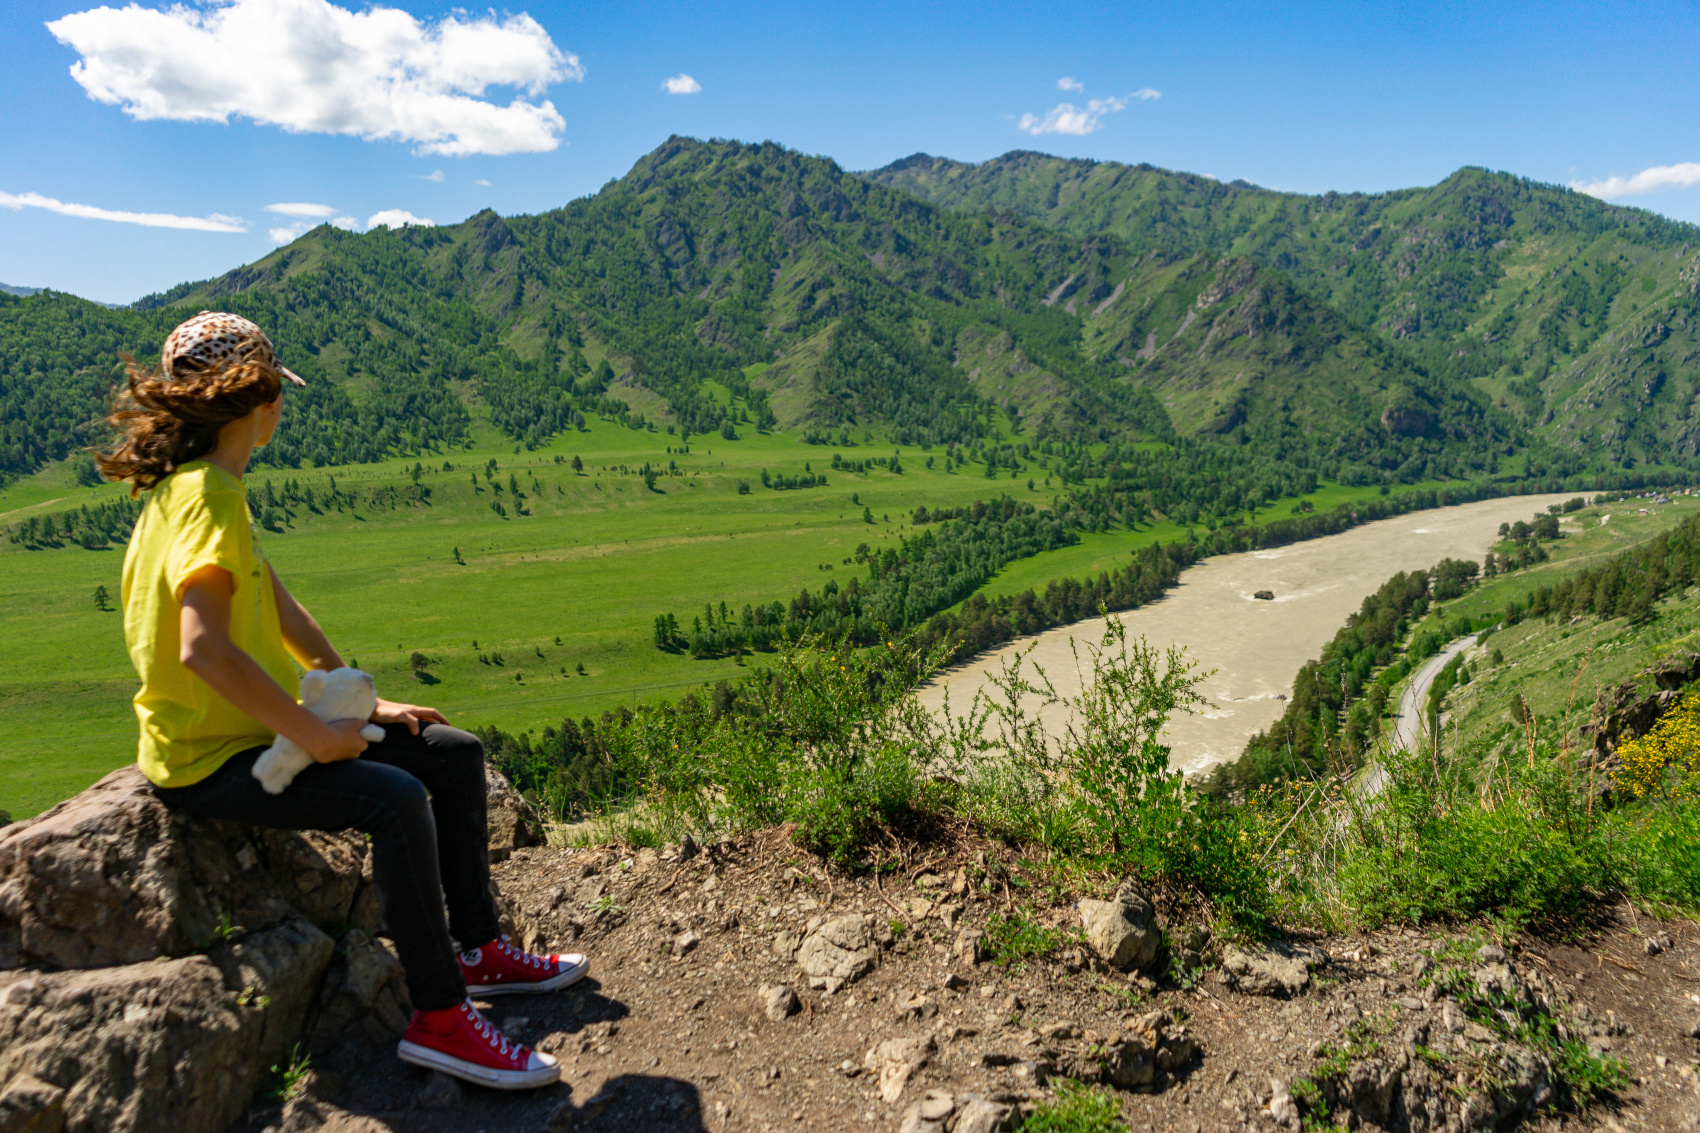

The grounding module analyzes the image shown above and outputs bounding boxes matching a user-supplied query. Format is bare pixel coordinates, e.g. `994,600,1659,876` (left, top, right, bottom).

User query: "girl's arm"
180,566,369,763
269,566,450,735
270,565,343,671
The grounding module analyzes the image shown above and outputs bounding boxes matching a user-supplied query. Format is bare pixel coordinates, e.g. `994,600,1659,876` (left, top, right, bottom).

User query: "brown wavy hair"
95,353,284,494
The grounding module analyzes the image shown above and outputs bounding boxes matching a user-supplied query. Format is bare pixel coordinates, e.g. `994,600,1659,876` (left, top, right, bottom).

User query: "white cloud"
662,73,701,95
367,208,433,229
269,224,308,243
47,0,582,156
476,179,491,187
0,189,245,232
1572,162,1700,199
1018,87,1158,136
332,216,358,229
419,169,445,182
266,201,338,217
1057,76,1084,92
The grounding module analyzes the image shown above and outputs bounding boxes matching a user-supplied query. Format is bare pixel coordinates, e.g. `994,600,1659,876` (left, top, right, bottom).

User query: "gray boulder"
0,916,333,1133
796,915,879,987
1077,878,1160,971
484,764,544,862
760,984,800,1021
0,757,534,1131
1221,940,1325,997
305,930,412,1073
953,1097,1021,1133
0,767,363,971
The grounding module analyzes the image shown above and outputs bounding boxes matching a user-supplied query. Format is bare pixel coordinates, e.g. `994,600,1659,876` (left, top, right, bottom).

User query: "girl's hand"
310,718,373,763
371,697,449,735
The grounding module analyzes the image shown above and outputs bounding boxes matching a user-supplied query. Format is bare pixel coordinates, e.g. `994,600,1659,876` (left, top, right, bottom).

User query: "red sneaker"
459,937,589,996
396,999,560,1089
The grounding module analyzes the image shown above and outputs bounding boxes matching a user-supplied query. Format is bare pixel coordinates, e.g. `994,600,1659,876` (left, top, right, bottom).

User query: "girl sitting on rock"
100,310,585,1090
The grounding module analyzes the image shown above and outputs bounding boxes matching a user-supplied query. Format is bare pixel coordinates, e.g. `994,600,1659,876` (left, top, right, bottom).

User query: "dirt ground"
244,831,1700,1133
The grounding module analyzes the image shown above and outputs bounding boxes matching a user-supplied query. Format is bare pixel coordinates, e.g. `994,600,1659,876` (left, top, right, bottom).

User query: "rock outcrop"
1220,939,1325,997
0,760,536,1133
1076,878,1161,972
796,914,880,991
0,767,368,971
1580,680,1680,758
0,916,333,1133
485,764,544,862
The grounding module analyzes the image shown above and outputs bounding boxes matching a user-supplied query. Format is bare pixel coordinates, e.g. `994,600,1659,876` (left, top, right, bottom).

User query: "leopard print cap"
160,310,306,386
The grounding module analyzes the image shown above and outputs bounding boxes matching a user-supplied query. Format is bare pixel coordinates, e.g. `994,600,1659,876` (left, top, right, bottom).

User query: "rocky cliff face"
0,762,542,1133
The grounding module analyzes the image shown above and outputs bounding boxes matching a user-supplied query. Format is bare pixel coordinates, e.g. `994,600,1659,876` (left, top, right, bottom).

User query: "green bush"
600,633,955,860
1271,738,1700,930
1023,1080,1128,1133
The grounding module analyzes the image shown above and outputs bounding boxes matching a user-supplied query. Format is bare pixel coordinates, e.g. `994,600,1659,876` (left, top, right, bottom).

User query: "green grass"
0,412,1081,817
1022,1080,1128,1133
976,479,1457,603
6,401,1672,821
1402,494,1700,756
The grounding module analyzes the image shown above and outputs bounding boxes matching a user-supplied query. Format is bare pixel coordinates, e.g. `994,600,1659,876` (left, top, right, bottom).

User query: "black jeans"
156,723,503,1011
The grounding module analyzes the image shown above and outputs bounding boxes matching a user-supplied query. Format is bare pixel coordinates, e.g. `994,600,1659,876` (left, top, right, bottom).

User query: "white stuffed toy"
252,667,386,794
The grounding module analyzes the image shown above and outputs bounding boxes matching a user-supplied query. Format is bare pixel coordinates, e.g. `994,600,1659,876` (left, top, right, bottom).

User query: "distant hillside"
0,284,41,298
867,153,1700,467
0,136,1669,491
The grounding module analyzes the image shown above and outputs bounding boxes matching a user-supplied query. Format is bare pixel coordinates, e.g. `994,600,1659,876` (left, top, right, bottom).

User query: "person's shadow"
543,1072,711,1131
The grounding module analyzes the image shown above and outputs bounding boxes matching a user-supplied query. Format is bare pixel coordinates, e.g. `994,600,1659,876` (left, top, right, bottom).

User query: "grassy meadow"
3,393,1662,819
0,407,1072,816
1407,495,1700,757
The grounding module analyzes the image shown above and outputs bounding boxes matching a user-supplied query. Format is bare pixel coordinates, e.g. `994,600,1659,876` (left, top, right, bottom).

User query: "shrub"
604,633,955,860
1023,1080,1127,1133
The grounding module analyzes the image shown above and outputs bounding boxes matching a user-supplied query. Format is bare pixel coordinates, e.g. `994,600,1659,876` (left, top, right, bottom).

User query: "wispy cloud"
476,179,491,187
662,73,701,95
1,190,245,232
266,202,338,218
1018,86,1158,136
367,208,434,229
47,0,582,156
1572,162,1700,199
418,170,445,182
1057,76,1084,92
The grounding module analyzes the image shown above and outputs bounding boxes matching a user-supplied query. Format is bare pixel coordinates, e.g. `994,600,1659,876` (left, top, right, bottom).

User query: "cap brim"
279,365,307,387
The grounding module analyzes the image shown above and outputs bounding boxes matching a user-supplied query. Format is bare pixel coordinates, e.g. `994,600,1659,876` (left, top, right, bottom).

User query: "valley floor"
243,833,1700,1133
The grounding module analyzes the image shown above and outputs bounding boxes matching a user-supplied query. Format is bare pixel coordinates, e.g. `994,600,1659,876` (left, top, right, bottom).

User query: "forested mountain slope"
867,153,1700,466
0,137,1631,491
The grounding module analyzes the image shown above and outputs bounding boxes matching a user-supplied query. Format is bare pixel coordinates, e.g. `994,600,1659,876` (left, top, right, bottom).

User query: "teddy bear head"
298,667,378,723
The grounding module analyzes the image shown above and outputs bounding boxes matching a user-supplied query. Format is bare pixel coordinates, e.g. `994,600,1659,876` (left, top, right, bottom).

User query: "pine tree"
92,584,110,611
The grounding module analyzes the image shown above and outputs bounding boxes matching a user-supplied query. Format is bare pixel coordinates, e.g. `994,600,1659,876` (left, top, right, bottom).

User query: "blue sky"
2,0,1697,305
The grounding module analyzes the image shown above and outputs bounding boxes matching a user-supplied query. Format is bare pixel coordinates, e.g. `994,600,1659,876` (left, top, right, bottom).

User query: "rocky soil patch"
234,831,1700,1133
4,771,1697,1133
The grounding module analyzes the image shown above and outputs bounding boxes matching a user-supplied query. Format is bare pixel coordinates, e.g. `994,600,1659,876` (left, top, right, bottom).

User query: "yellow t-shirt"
121,461,300,787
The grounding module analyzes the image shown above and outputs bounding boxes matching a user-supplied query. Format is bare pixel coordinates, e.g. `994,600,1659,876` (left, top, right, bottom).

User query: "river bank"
916,493,1578,775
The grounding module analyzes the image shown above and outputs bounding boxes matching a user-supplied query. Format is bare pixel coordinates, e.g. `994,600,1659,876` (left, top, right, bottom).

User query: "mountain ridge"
2,136,1693,489
865,151,1700,467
